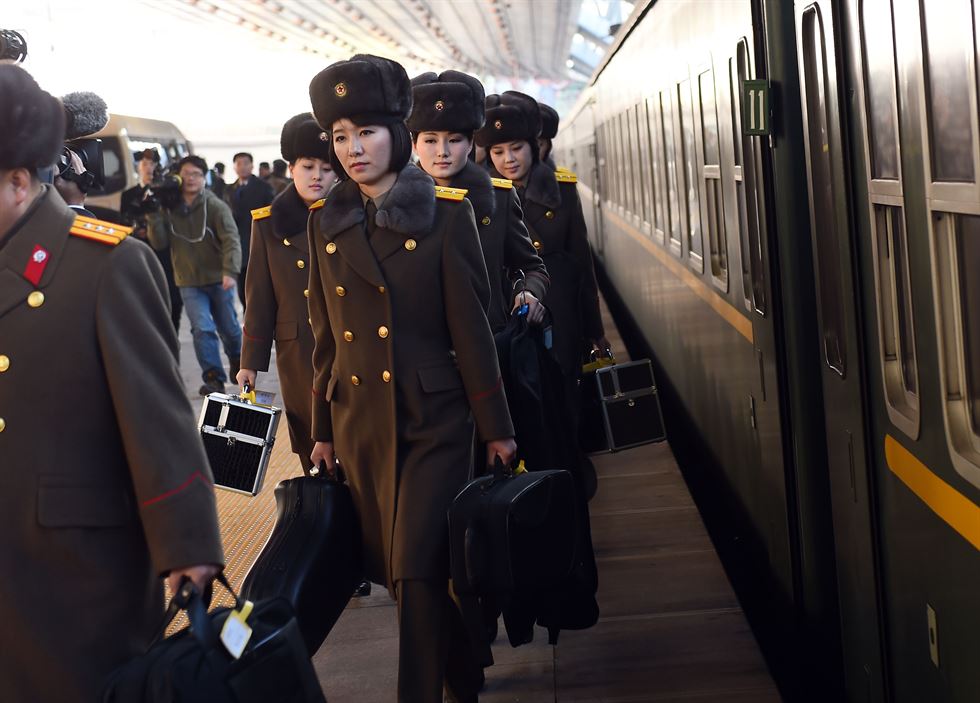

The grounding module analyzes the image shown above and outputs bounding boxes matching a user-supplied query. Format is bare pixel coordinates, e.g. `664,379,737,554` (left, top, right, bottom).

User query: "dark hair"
136,148,161,164
327,115,412,180
177,155,208,175
232,152,253,163
259,161,270,169
272,159,288,176
410,130,474,144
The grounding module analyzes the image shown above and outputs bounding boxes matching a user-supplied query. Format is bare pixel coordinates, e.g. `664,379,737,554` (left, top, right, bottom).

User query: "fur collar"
448,160,495,220
270,183,310,236
319,164,436,239
521,161,561,210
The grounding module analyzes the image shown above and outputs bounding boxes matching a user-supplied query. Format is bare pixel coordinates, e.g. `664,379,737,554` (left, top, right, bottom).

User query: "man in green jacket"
147,155,243,395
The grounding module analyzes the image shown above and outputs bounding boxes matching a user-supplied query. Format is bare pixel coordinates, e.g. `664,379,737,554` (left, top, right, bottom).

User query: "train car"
85,114,192,214
557,1,980,701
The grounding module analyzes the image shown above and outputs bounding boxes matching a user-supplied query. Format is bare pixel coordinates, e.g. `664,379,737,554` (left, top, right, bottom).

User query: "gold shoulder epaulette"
309,198,326,211
251,205,272,220
490,177,513,190
555,170,577,184
435,186,468,202
556,165,573,174
69,216,132,246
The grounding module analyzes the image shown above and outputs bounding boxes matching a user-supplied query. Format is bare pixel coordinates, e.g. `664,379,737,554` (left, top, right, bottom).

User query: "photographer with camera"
121,148,183,333
146,155,243,395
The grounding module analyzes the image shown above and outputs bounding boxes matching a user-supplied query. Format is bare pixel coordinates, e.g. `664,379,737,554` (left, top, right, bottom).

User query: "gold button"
351,375,361,386
481,216,491,226
27,291,44,308
336,286,346,297
533,241,542,250
344,330,354,342
326,242,337,254
308,317,312,325
377,286,386,294
545,210,555,219
283,238,291,246
303,289,309,298
296,259,306,270
382,370,391,383
0,355,8,373
378,325,389,339
0,417,5,433
404,238,416,251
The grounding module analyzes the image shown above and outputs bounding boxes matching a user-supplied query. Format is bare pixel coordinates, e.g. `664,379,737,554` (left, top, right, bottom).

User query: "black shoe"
199,369,226,396
352,580,372,597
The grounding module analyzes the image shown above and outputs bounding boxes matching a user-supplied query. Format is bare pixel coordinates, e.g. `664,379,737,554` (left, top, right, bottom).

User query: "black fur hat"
280,112,331,163
474,90,542,148
309,54,412,131
539,103,559,139
0,65,65,171
407,70,485,133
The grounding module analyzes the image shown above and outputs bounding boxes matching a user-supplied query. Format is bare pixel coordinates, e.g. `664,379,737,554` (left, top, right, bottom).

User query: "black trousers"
153,246,182,333
395,579,483,703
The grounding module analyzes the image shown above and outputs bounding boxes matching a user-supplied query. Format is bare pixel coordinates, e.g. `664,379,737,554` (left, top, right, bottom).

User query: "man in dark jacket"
226,151,274,307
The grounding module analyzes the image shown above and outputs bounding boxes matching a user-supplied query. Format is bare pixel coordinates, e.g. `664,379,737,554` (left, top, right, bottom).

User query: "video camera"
139,168,183,214
56,138,105,193
0,29,27,63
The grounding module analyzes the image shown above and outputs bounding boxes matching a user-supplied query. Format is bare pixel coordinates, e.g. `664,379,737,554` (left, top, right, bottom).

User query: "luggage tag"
220,599,254,659
240,383,277,407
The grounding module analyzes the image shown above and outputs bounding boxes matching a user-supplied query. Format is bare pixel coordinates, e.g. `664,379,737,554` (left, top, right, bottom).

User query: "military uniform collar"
447,160,495,220
521,161,561,210
270,183,311,252
0,186,75,319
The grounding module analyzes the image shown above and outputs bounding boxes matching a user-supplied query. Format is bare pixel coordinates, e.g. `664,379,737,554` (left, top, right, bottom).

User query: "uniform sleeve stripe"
141,471,211,507
470,376,503,402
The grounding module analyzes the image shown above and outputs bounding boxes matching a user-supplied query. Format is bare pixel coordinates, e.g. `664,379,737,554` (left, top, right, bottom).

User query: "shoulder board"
434,186,468,202
251,205,272,220
309,198,326,211
490,177,513,190
555,165,573,174
555,170,577,184
69,216,132,246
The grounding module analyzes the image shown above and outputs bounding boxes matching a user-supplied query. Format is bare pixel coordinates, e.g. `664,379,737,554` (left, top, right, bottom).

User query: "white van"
85,114,193,214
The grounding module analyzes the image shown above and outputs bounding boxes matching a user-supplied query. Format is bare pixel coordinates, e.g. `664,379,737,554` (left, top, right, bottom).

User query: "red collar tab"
23,245,50,286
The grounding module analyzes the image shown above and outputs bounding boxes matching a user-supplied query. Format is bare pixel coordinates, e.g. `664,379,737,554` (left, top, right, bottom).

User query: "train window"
679,79,704,270
629,105,645,222
661,90,682,252
801,4,847,375
615,113,627,210
921,0,976,183
932,212,980,486
636,102,655,231
861,0,899,180
646,96,667,243
700,68,728,289
625,106,638,216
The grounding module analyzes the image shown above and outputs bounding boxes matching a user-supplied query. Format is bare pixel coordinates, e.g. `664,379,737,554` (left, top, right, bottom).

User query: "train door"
795,2,887,701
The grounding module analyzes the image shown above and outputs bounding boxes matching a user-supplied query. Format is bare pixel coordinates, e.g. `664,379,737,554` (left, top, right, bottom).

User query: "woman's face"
331,118,393,186
489,140,532,183
289,157,336,204
413,131,471,181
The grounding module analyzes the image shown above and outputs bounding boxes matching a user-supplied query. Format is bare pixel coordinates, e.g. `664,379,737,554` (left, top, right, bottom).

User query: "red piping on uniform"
142,471,210,507
470,377,502,402
242,327,268,342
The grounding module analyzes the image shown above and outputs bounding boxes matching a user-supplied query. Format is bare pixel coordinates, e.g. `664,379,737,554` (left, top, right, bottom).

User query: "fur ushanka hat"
407,70,485,134
474,90,542,148
539,102,559,140
309,54,412,130
0,65,65,171
280,112,332,163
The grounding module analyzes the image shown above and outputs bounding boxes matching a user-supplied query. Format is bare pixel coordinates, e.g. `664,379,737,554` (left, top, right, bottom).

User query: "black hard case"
241,476,362,656
198,392,281,495
580,359,667,454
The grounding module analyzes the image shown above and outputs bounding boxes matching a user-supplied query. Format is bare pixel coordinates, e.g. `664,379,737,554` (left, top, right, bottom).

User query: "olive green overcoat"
308,165,513,589
0,187,224,701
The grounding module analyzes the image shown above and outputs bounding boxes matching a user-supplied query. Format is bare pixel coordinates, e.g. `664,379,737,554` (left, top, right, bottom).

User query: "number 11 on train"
742,79,770,136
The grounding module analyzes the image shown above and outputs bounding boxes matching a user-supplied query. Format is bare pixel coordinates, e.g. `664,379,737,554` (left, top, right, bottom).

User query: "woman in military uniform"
237,113,337,474
306,54,516,702
408,70,549,332
476,91,610,377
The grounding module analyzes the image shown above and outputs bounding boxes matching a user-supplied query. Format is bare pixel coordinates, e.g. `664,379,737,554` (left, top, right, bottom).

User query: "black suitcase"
198,391,281,496
580,358,667,454
241,472,361,656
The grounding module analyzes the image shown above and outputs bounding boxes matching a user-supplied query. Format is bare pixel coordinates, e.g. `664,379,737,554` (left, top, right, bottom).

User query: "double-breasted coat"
517,162,604,374
0,187,224,701
241,184,319,471
447,159,549,331
308,164,514,590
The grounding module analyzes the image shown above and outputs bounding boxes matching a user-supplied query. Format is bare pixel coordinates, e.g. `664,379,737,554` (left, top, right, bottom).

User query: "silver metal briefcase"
198,392,281,496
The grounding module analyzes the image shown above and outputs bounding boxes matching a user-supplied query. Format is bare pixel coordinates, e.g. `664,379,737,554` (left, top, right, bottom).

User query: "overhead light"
565,59,575,68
